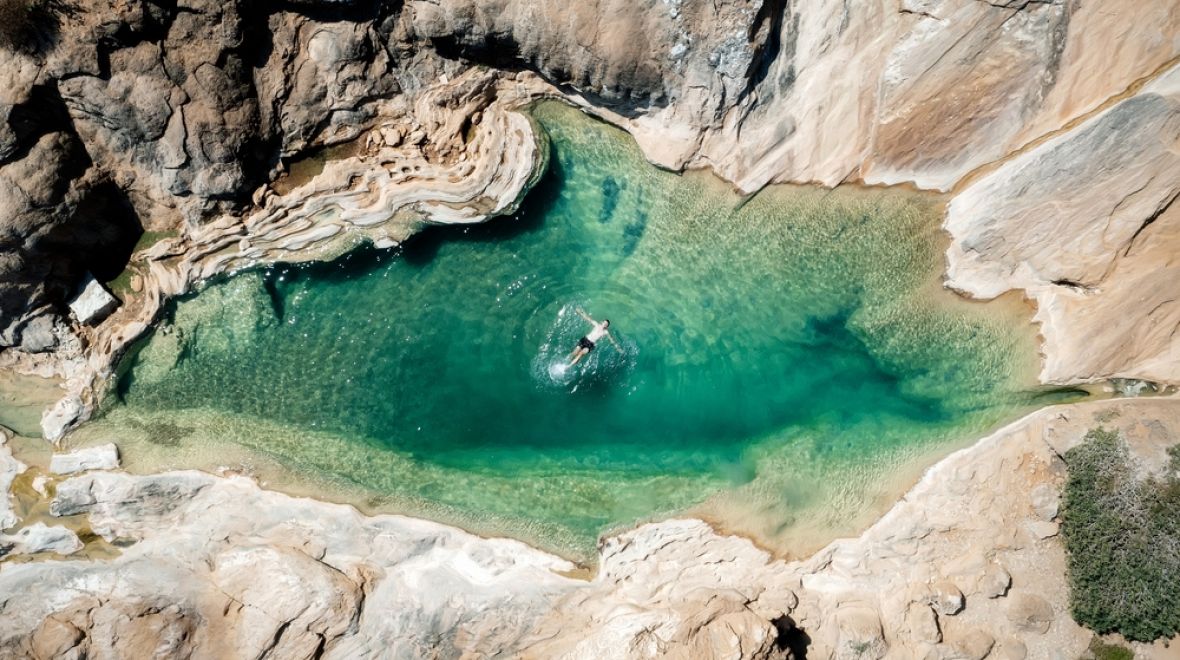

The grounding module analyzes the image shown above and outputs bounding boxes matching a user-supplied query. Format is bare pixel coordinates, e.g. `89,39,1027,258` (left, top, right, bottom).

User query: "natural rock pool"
80,102,1055,560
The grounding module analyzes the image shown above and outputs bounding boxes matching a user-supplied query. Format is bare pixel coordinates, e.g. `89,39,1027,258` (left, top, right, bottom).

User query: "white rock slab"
0,432,27,530
50,443,120,475
0,523,82,556
68,275,119,325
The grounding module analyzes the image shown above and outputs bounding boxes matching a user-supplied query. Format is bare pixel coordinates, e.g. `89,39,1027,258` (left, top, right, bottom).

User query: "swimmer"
568,308,621,366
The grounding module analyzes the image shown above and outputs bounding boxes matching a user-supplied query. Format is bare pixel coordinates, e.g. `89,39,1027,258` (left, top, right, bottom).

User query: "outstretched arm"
575,308,594,323
606,332,622,351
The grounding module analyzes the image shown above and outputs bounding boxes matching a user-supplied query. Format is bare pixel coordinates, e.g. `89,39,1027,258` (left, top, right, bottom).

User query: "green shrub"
1062,428,1180,642
1087,637,1134,660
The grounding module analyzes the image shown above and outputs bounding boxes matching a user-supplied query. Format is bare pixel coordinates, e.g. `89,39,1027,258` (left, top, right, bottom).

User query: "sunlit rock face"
0,0,1178,659
946,65,1180,386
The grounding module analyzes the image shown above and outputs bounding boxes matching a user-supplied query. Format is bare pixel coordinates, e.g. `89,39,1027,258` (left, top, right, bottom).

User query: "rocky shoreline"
3,395,1179,658
1,0,1179,657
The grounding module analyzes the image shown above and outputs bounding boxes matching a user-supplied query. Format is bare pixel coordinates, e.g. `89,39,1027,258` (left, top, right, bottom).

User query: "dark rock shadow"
773,616,811,659
0,0,70,57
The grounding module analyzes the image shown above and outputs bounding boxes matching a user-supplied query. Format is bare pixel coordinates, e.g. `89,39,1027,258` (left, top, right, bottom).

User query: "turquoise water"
90,102,1050,559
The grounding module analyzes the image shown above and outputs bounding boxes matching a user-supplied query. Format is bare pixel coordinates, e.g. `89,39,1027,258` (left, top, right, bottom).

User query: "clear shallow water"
86,102,1054,559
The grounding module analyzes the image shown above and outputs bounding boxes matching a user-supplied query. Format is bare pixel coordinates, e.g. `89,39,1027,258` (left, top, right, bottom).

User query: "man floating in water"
568,308,621,366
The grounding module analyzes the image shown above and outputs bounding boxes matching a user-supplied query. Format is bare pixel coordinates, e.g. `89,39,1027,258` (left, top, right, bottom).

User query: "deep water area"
84,101,1053,560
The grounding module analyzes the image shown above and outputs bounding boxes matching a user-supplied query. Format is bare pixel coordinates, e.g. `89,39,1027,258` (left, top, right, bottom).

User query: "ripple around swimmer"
85,100,1067,560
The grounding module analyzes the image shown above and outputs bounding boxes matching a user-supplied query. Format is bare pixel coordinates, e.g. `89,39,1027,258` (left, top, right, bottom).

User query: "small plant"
1062,428,1180,642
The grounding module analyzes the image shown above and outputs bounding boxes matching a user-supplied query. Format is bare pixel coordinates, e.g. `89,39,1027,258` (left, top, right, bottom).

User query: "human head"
603,319,610,327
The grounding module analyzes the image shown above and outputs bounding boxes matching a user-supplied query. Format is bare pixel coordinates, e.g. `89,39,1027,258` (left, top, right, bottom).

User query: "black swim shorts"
578,336,595,351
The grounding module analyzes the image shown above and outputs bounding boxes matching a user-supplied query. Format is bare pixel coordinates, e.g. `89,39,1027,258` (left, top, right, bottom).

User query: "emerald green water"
88,102,1051,559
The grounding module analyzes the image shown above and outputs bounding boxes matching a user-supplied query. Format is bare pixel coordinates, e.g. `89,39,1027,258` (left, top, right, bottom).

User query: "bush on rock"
1062,427,1180,642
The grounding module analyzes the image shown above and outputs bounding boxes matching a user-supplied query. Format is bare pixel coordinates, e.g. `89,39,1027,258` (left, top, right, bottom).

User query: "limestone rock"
0,432,26,530
1026,520,1059,540
9,469,577,658
1029,484,1059,521
946,63,1180,385
903,603,941,644
49,443,120,475
1006,593,1054,635
17,314,59,353
926,581,965,616
978,564,1011,600
28,617,85,660
41,395,84,444
405,0,769,121
0,523,82,557
519,518,799,659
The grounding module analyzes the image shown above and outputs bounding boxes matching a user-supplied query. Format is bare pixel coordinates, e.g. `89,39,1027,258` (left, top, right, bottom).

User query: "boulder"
18,314,59,353
67,276,119,325
1026,520,1059,540
977,564,1011,599
41,394,85,443
995,638,1027,660
925,581,965,616
903,603,941,644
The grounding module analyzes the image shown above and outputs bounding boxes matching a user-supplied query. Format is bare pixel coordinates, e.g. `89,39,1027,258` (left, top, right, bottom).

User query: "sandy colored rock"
995,638,1027,660
1029,484,1059,522
29,617,84,660
1006,593,1055,635
946,628,995,660
903,603,941,645
926,581,966,616
834,606,887,660
977,564,1011,600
